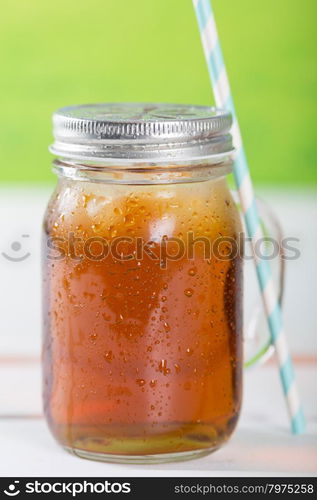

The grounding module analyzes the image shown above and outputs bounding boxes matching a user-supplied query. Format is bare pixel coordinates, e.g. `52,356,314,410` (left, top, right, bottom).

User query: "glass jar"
42,103,243,464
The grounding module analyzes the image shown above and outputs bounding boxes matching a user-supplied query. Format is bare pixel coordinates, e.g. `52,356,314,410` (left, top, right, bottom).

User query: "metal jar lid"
50,103,233,163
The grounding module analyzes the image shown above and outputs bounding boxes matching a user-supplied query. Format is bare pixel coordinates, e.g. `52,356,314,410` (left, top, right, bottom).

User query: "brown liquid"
42,179,243,458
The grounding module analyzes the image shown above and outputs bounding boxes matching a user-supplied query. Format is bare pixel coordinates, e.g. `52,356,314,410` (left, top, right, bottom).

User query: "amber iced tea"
42,176,243,461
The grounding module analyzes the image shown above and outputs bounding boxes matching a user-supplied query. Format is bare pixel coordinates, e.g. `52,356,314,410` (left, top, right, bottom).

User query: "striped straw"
192,0,305,434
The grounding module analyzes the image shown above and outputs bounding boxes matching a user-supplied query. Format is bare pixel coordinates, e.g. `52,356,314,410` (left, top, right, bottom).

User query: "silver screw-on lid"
50,103,233,162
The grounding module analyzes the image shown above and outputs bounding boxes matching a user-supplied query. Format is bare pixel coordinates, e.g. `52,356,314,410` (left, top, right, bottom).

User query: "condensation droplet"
163,322,170,332
110,227,118,238
113,207,122,216
124,214,135,225
136,378,145,387
104,350,113,362
184,288,193,297
158,359,170,375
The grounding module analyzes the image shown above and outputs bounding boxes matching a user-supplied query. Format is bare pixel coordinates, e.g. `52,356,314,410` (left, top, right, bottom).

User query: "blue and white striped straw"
192,0,305,434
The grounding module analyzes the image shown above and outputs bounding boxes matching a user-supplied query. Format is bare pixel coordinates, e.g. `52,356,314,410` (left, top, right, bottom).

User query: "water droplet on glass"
136,378,145,387
104,350,113,362
174,363,181,373
163,322,170,332
158,359,170,375
124,214,135,225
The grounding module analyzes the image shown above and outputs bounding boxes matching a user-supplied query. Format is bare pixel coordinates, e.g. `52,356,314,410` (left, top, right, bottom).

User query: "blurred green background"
0,0,316,184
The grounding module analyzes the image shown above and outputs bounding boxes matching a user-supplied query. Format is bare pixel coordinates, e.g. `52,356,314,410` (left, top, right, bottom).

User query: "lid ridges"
51,103,233,161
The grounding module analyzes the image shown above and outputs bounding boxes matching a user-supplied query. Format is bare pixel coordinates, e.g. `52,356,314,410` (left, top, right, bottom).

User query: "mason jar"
42,103,243,464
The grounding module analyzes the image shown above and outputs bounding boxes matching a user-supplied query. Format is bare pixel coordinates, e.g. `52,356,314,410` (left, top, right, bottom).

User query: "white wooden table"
1,358,316,477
